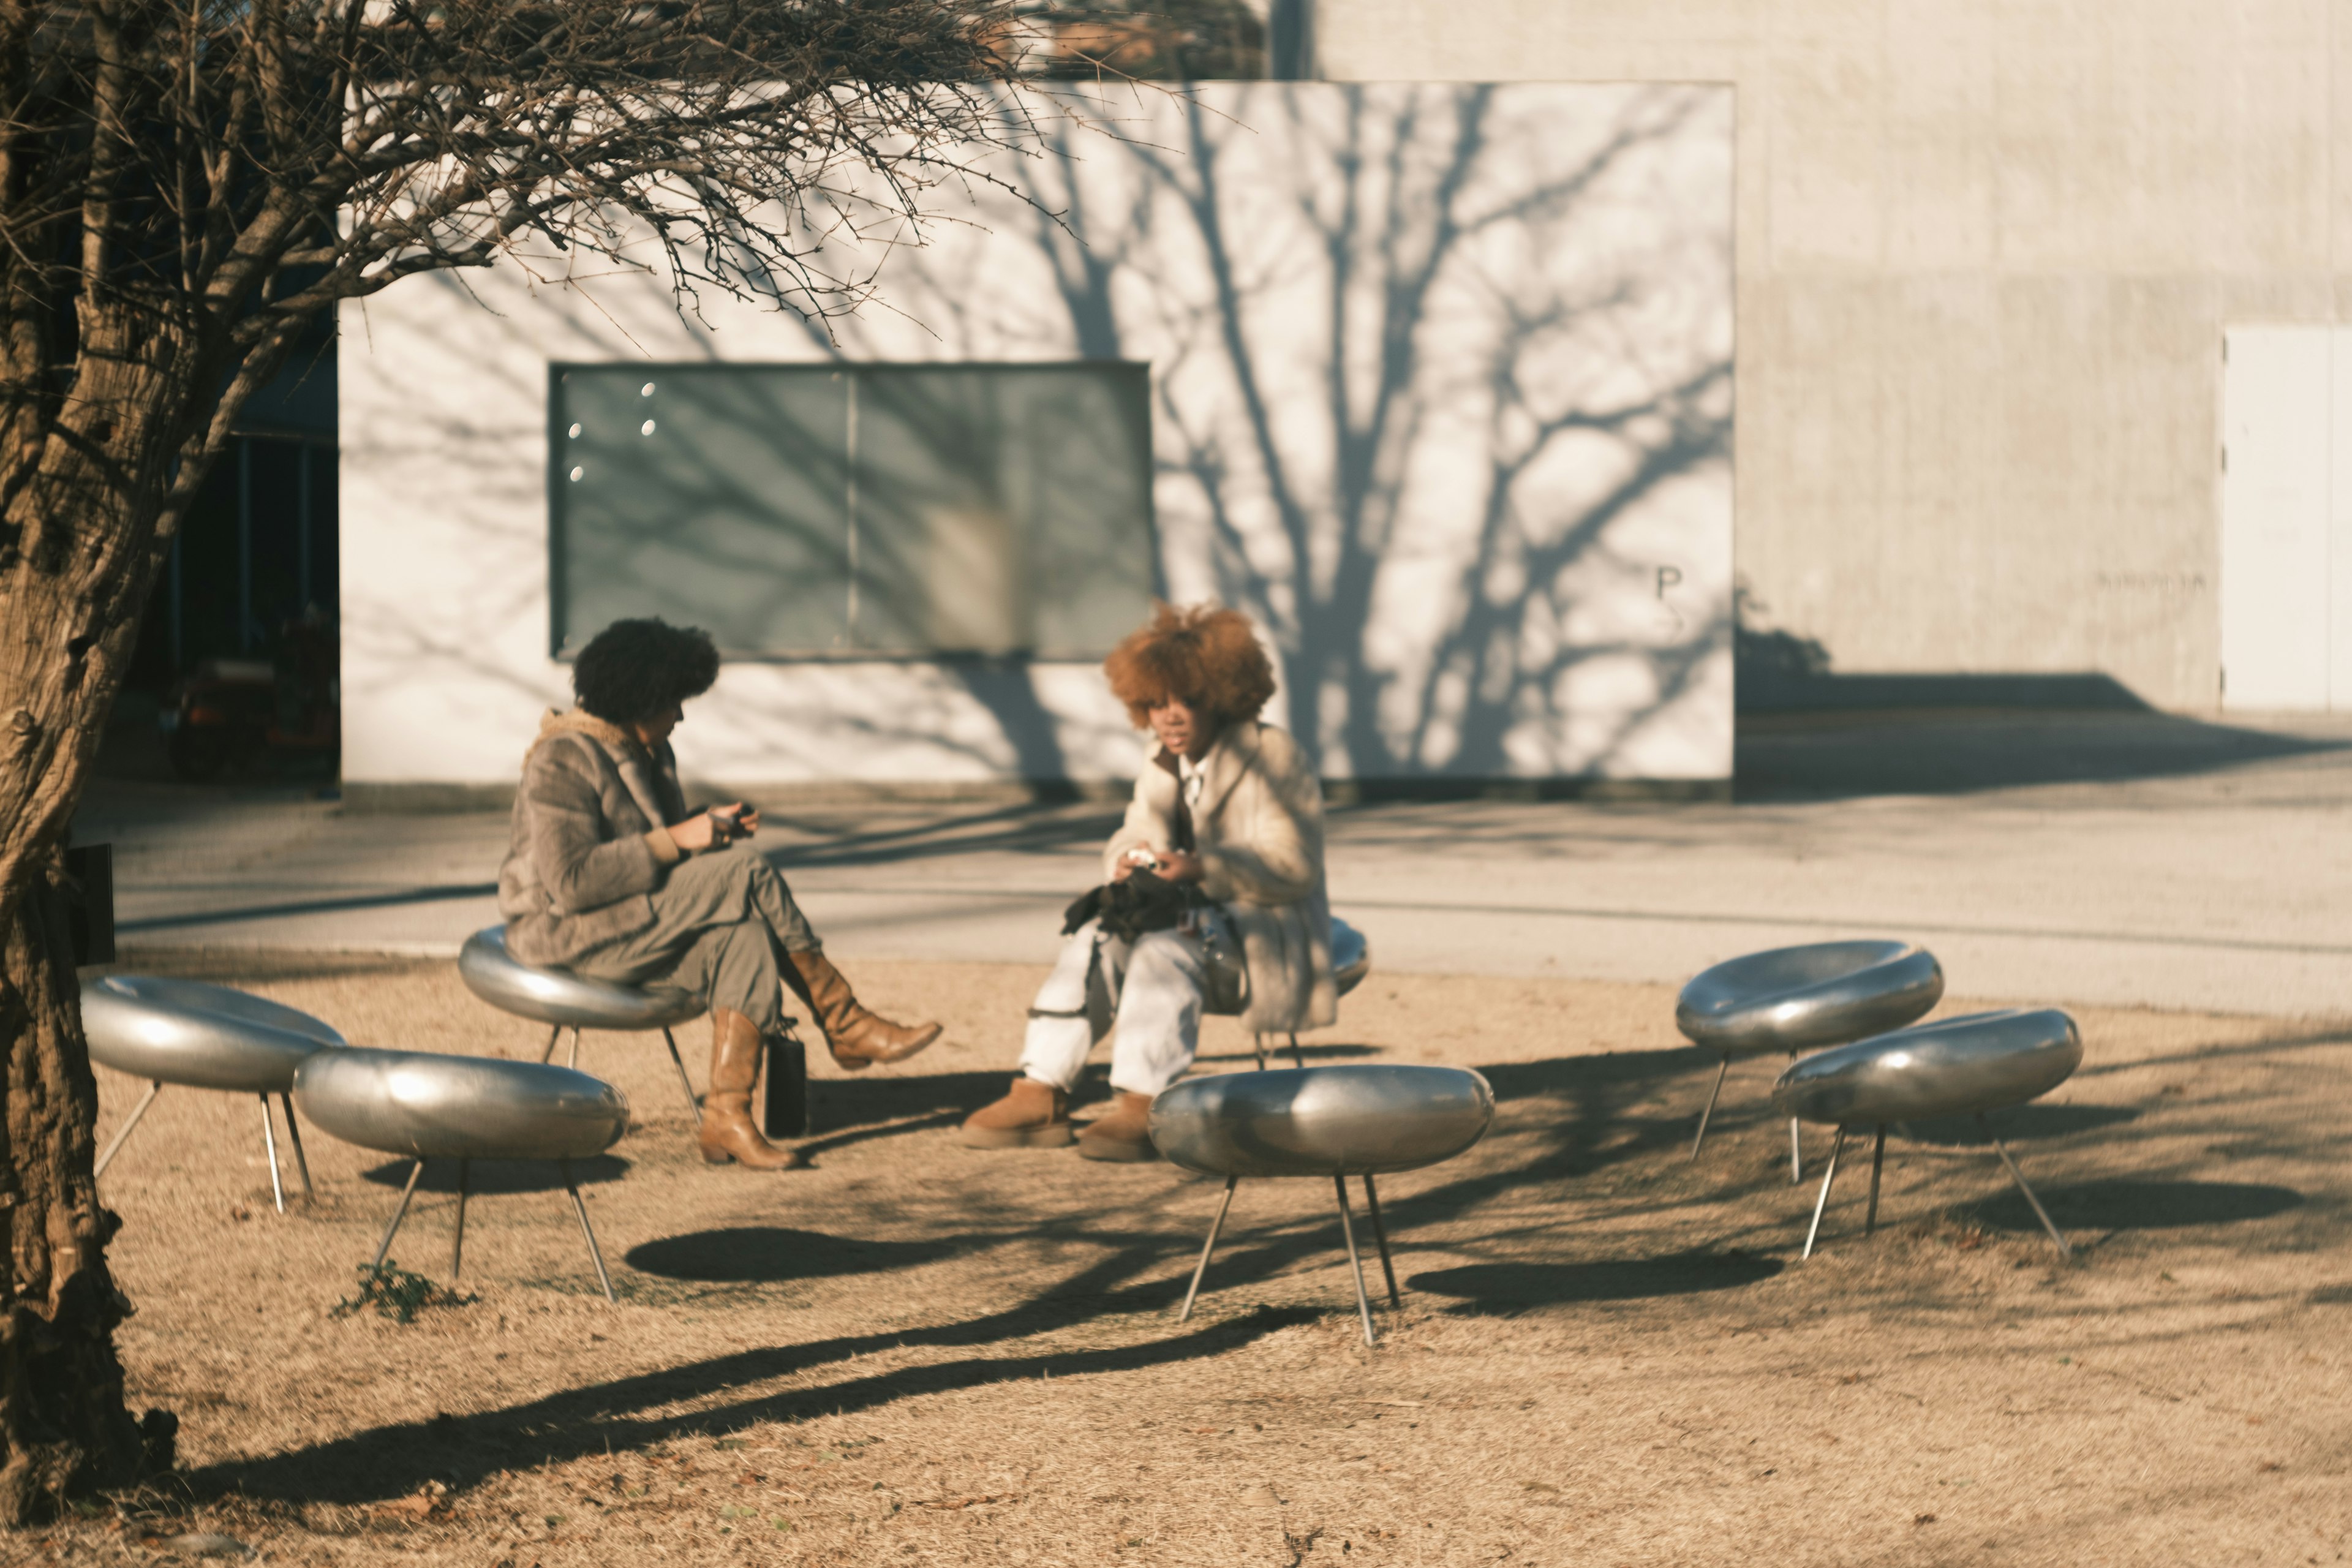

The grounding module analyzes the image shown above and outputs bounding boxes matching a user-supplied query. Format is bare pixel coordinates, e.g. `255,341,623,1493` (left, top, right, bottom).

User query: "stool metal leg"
1362,1174,1401,1309
94,1080,162,1179
1864,1125,1887,1235
1288,1033,1306,1069
1689,1056,1730,1161
1177,1175,1240,1324
1333,1175,1378,1348
1788,1053,1803,1183
281,1092,314,1199
1980,1113,2070,1258
661,1027,699,1115
538,1024,562,1064
258,1095,286,1214
566,1027,581,1070
1801,1126,1847,1259
562,1158,616,1303
1253,1033,1268,1071
372,1159,427,1269
450,1158,470,1278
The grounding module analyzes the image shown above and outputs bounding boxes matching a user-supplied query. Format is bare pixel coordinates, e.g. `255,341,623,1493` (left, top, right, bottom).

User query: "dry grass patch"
21,954,2352,1566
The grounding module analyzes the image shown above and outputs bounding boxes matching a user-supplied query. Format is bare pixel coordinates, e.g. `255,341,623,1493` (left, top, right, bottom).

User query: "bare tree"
0,0,1046,1520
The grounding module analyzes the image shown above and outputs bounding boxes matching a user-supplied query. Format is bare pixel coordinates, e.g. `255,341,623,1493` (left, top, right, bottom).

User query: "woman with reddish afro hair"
961,604,1335,1161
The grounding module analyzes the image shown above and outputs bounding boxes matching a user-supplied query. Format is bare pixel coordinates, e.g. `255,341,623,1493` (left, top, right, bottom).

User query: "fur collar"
530,708,674,827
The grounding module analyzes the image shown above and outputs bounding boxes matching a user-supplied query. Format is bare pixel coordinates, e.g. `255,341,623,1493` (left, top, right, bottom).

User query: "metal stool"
1150,1063,1493,1346
1773,1008,2083,1259
294,1047,632,1301
1676,940,1943,1181
458,925,705,1121
83,976,344,1212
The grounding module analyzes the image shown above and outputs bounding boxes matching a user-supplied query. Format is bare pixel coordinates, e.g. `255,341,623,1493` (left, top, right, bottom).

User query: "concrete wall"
1321,0,2352,710
339,82,1733,797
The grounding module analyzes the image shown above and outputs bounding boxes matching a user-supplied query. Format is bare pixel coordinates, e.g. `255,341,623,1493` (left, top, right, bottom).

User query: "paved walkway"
75,707,2352,1018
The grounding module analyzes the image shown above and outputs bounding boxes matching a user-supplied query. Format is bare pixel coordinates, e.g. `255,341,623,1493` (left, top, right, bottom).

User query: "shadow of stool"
1676,940,1943,1182
1192,913,1374,1070
459,925,704,1124
294,1047,632,1301
1150,1063,1493,1346
84,975,344,1212
1773,1008,2083,1259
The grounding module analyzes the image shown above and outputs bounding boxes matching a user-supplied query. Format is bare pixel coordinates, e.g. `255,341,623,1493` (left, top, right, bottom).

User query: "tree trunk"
0,314,204,1522
0,869,160,1522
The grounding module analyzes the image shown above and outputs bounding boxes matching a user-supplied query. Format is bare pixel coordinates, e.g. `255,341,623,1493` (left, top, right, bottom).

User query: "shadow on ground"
1735,703,2347,801
1901,1104,2144,1145
360,1156,629,1194
1966,1178,2305,1235
1408,1250,1783,1310
626,1227,959,1281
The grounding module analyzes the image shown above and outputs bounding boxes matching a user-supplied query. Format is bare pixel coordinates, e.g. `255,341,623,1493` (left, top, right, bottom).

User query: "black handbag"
1061,868,1203,943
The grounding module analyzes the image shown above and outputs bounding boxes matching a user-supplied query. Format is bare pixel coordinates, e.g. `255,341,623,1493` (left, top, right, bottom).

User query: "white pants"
1019,916,1215,1096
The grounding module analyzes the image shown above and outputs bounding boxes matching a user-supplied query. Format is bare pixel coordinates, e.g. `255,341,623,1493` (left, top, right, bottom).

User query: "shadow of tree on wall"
997,84,1735,781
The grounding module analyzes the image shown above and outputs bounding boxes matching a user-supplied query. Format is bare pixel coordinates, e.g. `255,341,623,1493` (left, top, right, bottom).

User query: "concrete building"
339,81,1734,803
1319,1,2352,715
337,2,2346,807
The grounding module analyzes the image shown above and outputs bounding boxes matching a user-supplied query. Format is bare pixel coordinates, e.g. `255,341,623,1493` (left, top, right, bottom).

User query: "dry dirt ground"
21,952,2352,1567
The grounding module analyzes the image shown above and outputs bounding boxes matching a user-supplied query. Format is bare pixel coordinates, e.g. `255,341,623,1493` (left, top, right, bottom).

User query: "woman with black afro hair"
498,616,940,1170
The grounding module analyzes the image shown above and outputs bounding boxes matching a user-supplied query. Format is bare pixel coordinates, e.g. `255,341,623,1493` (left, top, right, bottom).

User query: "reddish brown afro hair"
1103,603,1278,729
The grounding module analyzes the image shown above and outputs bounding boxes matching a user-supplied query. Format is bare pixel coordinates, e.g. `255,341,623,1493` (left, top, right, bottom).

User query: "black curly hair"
571,618,720,725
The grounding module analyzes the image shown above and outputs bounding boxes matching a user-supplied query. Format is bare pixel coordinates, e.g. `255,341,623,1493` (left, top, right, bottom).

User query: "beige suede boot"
785,949,943,1070
698,1009,802,1169
959,1077,1075,1149
1074,1091,1159,1163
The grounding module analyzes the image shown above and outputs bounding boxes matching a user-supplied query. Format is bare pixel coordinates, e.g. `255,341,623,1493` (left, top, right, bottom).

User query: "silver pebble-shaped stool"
1676,940,1943,1181
1197,914,1373,1071
83,976,345,1212
1773,1008,2083,1259
294,1047,632,1301
1150,1064,1493,1346
459,925,703,1119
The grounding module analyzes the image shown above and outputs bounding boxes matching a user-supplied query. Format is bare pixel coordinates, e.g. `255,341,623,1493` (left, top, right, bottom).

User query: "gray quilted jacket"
497,710,688,967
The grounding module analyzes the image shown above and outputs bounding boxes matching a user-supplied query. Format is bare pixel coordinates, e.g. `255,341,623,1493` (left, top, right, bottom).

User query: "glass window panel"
555,367,851,655
551,363,1153,658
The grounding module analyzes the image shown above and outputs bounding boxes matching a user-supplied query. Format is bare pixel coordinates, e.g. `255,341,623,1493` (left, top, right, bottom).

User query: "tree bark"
0,311,201,1522
0,869,156,1521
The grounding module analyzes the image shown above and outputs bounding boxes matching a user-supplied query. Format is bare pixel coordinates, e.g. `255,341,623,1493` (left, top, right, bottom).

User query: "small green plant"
334,1261,477,1324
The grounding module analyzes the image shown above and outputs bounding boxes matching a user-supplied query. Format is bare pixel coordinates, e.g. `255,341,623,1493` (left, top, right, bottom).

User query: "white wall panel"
2220,326,2331,710
341,83,1734,790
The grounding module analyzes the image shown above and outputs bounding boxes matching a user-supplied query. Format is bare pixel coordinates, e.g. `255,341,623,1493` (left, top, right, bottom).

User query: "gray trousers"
568,846,820,1033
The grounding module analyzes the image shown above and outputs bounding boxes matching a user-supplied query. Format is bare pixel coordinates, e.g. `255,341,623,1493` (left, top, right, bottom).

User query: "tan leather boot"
1075,1090,1158,1163
699,1009,802,1169
959,1077,1075,1149
785,949,942,1070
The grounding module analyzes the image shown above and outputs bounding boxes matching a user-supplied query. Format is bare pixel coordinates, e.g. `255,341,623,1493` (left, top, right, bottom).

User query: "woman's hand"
1153,850,1205,884
1112,845,1161,882
668,803,758,854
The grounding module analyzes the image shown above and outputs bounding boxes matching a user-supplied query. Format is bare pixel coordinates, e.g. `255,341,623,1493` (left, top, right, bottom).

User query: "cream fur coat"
1106,718,1336,1033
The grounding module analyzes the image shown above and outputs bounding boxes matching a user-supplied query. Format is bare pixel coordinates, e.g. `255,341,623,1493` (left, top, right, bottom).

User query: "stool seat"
1150,1064,1493,1178
1330,916,1371,998
1769,1008,2084,1259
82,975,344,1212
295,1048,629,1161
294,1047,631,1301
1772,1008,2081,1128
83,974,344,1091
458,926,701,1031
1675,939,1944,1181
1676,940,1943,1057
1150,1064,1493,1346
